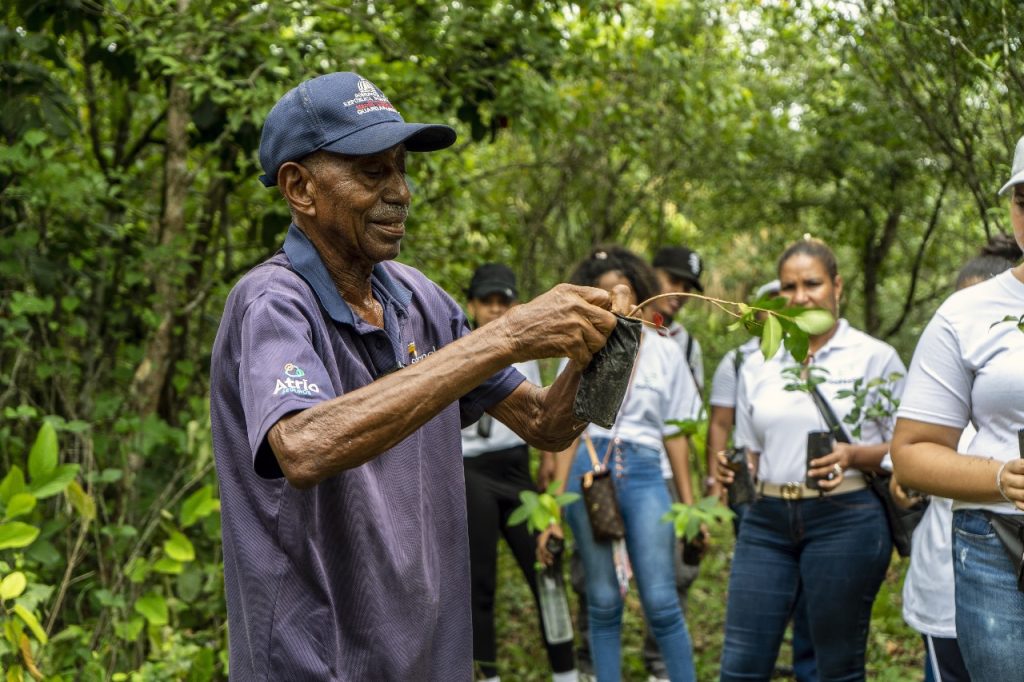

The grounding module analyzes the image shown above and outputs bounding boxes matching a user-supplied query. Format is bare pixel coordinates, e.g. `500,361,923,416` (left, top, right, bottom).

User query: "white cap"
755,279,781,299
998,135,1024,196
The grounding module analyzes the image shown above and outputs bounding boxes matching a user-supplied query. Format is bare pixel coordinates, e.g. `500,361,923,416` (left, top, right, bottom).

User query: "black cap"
467,263,517,300
652,246,704,292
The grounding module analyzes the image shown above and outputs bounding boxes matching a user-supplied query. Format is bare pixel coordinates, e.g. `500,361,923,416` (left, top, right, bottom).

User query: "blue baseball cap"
258,72,457,187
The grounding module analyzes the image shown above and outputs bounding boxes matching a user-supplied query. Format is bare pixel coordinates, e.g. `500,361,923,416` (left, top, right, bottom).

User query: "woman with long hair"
537,245,700,682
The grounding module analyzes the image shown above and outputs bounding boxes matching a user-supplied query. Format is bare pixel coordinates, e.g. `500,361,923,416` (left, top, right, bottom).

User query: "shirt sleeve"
709,349,739,408
238,291,338,478
733,363,760,452
897,311,971,430
450,295,527,427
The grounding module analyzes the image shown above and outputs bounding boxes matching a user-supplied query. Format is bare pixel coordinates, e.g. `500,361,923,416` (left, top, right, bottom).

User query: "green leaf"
29,464,79,499
163,531,195,562
0,467,27,504
65,481,96,522
793,308,834,335
507,505,531,527
3,494,37,521
783,327,809,363
0,522,40,550
554,492,579,506
23,130,46,147
0,571,27,600
114,617,145,642
133,593,169,626
153,557,184,574
180,485,219,528
760,314,783,359
28,422,58,481
13,604,47,644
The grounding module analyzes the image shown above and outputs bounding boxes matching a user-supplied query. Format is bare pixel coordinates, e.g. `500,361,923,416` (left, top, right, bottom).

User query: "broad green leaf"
133,593,169,626
153,557,184,575
29,464,80,499
3,494,36,521
0,572,27,600
28,422,58,481
506,505,531,527
760,315,783,359
113,617,145,642
554,492,579,506
783,330,809,365
65,481,96,522
163,531,195,562
23,130,46,147
0,522,40,550
0,467,27,504
793,308,835,335
180,485,219,528
13,604,47,644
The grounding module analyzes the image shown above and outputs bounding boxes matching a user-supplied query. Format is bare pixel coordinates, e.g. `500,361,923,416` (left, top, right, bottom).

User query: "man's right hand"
496,284,626,366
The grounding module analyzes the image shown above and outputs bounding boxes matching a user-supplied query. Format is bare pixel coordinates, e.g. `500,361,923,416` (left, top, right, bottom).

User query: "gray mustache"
369,206,408,223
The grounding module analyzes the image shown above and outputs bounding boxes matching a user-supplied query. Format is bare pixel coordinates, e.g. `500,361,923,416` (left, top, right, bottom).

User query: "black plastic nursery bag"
572,314,642,429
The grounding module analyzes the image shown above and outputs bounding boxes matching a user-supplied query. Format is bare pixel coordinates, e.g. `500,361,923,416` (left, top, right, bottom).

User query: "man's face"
467,293,514,327
655,269,691,319
304,145,411,267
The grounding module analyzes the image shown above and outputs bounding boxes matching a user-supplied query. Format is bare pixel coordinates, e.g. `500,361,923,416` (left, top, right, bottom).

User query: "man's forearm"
491,363,588,452
269,324,516,488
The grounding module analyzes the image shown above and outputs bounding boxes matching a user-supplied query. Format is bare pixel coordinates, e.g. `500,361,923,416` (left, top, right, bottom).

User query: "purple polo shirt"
210,225,524,680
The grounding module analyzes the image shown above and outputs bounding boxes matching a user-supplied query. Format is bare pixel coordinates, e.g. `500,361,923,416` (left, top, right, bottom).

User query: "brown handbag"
581,434,626,542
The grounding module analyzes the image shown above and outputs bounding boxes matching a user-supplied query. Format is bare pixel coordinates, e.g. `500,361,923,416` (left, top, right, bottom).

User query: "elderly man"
210,72,624,680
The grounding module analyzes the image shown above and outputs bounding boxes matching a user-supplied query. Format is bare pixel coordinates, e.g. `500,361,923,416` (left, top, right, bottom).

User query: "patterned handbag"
581,434,626,542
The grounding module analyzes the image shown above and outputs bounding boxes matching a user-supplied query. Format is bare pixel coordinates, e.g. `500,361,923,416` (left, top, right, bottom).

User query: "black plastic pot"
572,314,643,429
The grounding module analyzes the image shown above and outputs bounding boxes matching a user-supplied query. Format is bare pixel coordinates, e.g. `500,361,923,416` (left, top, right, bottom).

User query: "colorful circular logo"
284,363,305,378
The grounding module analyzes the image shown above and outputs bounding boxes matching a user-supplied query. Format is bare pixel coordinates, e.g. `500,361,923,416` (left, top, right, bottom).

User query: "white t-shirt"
461,359,540,457
734,319,907,485
662,321,704,391
897,269,1024,514
568,327,702,458
709,337,760,409
899,425,976,639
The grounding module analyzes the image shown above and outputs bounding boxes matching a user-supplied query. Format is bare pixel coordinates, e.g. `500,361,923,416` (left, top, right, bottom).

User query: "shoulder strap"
810,385,852,444
733,347,745,378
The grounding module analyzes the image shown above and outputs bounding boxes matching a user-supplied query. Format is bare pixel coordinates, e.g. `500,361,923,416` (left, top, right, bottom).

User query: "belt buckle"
781,482,802,500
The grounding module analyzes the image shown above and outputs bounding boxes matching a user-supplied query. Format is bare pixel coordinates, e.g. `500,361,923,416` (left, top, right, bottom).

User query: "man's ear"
278,162,316,218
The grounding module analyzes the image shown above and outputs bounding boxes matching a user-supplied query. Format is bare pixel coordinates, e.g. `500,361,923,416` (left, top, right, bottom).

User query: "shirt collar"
283,224,411,326
808,318,851,360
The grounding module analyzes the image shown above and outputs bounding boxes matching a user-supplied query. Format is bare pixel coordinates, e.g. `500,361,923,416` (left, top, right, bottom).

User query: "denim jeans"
952,509,1024,682
720,488,891,682
565,437,696,682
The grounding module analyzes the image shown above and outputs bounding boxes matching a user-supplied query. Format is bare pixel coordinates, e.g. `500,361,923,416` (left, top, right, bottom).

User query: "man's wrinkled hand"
498,283,618,366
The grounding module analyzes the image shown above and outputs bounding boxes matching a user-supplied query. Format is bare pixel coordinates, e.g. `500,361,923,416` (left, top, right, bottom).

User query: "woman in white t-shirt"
892,137,1024,682
892,241,1020,682
538,246,702,682
718,237,906,680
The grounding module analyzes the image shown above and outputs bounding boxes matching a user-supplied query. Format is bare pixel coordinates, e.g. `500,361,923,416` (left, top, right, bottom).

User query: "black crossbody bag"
809,386,927,558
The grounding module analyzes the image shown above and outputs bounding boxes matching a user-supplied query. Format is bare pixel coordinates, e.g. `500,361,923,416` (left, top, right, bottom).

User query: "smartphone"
805,431,834,490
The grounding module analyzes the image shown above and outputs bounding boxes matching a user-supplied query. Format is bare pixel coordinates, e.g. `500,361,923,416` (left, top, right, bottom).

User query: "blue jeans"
952,509,1024,682
566,437,696,682
720,488,891,681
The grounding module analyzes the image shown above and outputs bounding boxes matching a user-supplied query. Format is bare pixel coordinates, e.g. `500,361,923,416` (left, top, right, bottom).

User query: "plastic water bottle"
537,537,574,645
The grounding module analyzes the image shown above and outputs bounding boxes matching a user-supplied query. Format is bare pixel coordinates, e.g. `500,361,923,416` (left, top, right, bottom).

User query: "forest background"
1,0,1022,679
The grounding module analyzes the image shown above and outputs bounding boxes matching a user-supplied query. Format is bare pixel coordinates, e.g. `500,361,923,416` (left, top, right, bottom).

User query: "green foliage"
1,0,1019,676
993,313,1024,334
508,481,580,534
835,372,904,440
661,494,734,543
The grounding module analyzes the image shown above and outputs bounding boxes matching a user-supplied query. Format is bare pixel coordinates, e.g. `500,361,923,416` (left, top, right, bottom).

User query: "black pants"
464,446,575,677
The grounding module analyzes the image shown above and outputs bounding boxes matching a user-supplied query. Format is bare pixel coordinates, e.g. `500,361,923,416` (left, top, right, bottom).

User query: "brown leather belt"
757,476,866,500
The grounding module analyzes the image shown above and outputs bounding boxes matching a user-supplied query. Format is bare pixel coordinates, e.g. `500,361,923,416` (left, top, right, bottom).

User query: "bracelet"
996,460,1013,503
